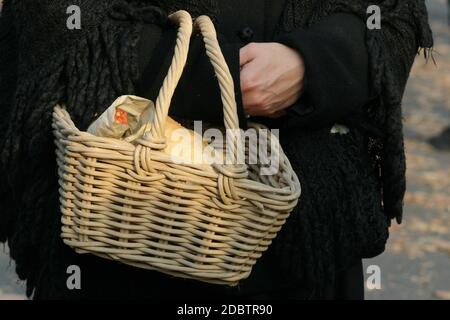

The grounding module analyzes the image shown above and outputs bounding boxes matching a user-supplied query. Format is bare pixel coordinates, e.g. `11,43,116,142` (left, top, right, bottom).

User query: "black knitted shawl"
0,0,433,297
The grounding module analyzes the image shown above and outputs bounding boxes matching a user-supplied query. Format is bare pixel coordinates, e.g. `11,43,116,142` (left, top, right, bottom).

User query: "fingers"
240,60,261,92
243,91,269,116
244,88,300,118
239,43,257,68
239,42,305,119
267,110,287,119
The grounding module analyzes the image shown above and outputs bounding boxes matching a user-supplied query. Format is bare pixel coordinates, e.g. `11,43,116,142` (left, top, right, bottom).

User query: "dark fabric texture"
0,0,17,241
249,260,364,300
0,0,433,299
275,13,371,130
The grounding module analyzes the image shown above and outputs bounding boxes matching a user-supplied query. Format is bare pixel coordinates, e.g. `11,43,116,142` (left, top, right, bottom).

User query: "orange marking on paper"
115,108,128,125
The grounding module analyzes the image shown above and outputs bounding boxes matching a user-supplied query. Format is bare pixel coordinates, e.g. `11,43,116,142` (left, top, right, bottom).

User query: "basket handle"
143,14,243,168
140,10,193,148
193,15,242,166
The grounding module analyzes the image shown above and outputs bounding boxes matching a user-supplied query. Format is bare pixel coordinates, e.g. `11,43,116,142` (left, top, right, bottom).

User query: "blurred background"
363,0,450,300
0,0,449,300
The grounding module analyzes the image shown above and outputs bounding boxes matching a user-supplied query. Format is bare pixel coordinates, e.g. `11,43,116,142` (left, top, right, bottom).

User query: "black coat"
0,0,433,299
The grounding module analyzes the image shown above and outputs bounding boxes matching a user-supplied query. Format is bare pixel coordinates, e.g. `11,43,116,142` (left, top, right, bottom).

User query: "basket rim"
53,104,301,198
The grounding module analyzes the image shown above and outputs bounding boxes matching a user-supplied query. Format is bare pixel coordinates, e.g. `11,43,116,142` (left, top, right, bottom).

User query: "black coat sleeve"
274,13,370,130
136,23,247,129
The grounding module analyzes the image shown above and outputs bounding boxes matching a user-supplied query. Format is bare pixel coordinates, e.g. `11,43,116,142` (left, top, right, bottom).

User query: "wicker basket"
52,11,301,285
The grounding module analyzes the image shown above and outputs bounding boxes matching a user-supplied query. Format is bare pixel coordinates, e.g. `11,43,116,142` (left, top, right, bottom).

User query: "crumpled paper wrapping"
87,95,213,167
87,95,153,141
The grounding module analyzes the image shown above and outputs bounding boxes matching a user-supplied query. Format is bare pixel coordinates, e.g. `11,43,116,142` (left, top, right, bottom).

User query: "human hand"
239,42,306,118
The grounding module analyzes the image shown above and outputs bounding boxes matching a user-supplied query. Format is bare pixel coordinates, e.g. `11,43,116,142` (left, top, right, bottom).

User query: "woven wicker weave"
52,11,301,285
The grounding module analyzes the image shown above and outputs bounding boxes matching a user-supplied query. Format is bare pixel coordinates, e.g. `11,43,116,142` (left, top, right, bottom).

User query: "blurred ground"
0,245,25,299
0,0,449,300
